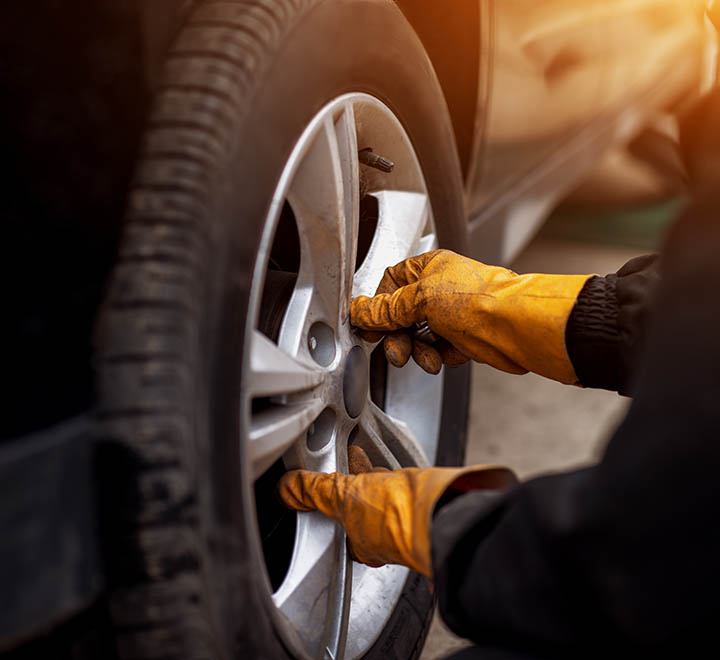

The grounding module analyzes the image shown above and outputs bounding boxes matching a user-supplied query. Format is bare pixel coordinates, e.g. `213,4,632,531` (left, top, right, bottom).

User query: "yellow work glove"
276,460,516,578
350,249,592,384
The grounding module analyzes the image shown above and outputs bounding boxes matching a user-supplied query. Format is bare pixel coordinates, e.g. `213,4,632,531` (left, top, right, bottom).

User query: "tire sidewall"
197,1,468,656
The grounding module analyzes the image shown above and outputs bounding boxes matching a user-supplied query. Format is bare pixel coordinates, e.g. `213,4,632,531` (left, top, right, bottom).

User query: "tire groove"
123,216,209,234
192,0,285,29
138,150,213,168
119,245,205,264
99,408,180,421
128,181,210,202
109,300,194,313
176,20,267,48
98,1,325,657
147,116,232,150
157,82,245,115
168,47,254,79
99,353,184,365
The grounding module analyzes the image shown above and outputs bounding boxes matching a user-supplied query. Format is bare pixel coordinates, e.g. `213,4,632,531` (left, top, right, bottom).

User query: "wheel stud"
358,147,395,173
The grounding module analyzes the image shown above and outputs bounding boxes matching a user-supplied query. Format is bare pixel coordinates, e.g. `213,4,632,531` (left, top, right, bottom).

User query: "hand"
350,250,592,384
277,457,516,577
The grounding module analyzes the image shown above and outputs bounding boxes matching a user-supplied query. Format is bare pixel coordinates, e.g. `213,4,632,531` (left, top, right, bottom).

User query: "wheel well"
393,0,481,177
140,0,482,177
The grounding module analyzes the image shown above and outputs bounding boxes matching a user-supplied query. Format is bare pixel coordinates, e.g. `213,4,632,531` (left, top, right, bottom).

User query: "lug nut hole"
308,322,336,366
306,408,336,452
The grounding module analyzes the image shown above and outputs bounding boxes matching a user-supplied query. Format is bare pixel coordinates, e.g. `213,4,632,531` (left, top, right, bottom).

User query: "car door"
468,1,608,215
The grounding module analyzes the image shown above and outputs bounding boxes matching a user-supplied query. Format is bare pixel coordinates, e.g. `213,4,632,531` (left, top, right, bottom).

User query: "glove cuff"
406,466,518,576
497,272,593,384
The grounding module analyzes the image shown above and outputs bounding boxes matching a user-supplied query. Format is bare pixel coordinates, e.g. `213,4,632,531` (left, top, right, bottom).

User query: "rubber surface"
96,1,470,658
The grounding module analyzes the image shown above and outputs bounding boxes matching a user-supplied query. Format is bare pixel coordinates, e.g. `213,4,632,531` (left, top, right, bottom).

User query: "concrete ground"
420,237,641,660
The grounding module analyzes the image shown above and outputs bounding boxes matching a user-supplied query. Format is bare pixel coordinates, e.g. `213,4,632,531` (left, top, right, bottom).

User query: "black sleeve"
565,254,660,395
432,189,720,656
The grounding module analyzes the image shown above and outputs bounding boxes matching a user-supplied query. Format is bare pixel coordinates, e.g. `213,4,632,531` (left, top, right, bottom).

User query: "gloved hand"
277,454,516,577
351,250,592,383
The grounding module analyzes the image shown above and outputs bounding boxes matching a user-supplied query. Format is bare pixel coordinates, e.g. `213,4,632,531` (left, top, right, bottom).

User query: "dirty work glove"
277,456,516,578
350,249,592,384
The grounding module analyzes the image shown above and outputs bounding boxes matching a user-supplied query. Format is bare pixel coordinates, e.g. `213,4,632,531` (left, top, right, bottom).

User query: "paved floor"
420,237,641,660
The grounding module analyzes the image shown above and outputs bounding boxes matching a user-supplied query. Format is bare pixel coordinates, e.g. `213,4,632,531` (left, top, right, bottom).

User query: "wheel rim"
243,94,444,659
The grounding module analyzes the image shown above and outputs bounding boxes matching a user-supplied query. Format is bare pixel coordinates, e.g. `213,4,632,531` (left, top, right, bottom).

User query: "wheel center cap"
343,346,369,419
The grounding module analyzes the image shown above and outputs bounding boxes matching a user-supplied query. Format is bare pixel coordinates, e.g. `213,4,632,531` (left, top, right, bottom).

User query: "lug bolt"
413,321,439,344
359,147,395,173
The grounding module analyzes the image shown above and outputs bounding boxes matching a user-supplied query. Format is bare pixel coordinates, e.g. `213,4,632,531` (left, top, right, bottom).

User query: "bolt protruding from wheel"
414,321,439,344
359,147,394,173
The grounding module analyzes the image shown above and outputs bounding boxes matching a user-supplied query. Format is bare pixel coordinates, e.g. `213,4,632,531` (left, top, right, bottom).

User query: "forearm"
565,254,660,395
431,188,720,653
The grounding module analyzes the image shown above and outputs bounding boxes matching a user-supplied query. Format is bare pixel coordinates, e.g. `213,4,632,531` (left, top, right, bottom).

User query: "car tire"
96,1,471,658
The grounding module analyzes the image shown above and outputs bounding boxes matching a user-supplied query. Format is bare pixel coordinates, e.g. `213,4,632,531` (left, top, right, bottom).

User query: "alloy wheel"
243,94,444,660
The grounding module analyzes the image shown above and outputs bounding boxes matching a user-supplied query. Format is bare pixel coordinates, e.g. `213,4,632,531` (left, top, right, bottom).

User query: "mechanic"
277,89,720,658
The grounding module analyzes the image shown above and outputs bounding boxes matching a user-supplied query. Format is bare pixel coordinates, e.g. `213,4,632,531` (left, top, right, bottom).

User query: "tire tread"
98,2,317,656
96,1,448,658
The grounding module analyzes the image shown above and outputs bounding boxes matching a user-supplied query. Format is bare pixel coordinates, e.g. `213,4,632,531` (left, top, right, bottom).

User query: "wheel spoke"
334,102,360,318
326,543,352,660
249,330,326,398
353,191,431,298
345,563,409,660
273,513,351,659
359,402,429,468
249,398,324,480
249,93,444,660
354,411,402,471
416,231,439,255
284,105,359,350
385,357,445,466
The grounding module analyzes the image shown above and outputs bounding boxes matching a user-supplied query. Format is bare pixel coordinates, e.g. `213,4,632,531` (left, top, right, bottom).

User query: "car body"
466,0,714,262
1,0,716,655
139,1,714,268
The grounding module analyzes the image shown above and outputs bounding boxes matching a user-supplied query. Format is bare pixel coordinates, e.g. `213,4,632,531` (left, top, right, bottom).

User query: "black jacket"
432,189,720,658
